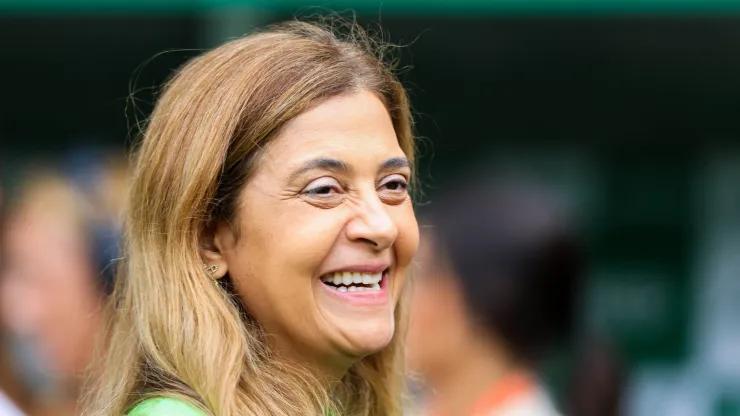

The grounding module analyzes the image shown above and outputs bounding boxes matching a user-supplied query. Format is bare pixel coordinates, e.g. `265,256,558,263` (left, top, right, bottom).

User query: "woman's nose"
345,194,398,251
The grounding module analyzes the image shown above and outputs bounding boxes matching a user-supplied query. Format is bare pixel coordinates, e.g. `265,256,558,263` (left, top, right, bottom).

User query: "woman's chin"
347,322,395,357
321,314,396,360
314,278,397,357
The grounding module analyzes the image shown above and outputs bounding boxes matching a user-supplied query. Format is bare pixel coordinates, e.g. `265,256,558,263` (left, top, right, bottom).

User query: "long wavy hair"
82,19,415,416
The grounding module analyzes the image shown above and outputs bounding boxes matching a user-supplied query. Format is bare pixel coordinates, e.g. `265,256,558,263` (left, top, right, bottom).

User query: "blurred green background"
1,1,740,415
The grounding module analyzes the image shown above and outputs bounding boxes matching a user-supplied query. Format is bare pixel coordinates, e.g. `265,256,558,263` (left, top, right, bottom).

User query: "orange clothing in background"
429,372,561,416
470,373,535,416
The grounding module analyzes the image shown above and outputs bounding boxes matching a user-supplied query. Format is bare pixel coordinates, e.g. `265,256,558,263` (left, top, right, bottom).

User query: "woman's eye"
306,185,336,195
382,180,408,191
378,175,409,203
302,178,343,197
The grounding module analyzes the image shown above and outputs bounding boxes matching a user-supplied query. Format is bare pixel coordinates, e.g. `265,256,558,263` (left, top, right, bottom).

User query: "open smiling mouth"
320,270,388,292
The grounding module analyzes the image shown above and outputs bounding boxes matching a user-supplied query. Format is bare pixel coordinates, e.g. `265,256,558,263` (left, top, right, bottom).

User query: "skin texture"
205,90,419,379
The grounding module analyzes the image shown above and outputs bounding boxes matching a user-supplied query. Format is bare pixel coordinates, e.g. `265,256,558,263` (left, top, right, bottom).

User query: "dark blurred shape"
568,338,628,416
408,172,585,415
58,148,125,295
0,15,198,157
428,177,582,364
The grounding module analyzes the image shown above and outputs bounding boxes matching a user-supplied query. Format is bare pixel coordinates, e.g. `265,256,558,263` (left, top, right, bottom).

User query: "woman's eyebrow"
286,157,408,182
379,157,410,171
288,158,348,182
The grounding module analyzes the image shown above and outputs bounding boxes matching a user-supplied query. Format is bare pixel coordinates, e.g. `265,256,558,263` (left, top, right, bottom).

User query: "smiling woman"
82,19,419,416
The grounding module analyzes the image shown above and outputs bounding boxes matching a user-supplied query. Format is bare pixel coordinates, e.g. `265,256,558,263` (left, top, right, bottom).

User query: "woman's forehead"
261,92,404,169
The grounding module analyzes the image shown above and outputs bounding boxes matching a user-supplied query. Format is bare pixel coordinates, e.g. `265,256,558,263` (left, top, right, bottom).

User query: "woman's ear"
200,222,232,279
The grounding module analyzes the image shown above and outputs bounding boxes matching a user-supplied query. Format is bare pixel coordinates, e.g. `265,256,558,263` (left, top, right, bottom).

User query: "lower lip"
318,272,389,306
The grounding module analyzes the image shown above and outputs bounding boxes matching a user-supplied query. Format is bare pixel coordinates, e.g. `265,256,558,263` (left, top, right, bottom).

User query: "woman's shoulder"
128,398,206,416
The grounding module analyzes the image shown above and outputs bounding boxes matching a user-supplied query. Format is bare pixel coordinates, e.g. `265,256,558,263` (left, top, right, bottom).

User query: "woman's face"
211,90,419,373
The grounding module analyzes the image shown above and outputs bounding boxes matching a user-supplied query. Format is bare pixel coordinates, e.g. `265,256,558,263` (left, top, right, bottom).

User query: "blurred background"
1,1,739,415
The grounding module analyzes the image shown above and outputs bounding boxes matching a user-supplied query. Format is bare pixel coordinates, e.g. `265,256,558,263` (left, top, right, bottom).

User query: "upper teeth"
321,271,382,287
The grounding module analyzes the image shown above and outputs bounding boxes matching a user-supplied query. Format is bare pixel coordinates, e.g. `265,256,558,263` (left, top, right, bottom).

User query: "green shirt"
129,398,206,416
129,397,336,415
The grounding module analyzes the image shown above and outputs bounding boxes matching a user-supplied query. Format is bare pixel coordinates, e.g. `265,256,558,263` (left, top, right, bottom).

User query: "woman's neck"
270,336,353,387
425,337,523,416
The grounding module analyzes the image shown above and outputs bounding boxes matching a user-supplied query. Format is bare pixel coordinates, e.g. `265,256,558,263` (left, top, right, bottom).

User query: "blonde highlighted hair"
83,20,415,416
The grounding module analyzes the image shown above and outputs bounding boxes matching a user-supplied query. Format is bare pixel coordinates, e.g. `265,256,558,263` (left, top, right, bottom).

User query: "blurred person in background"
0,151,127,416
0,184,28,416
407,176,584,416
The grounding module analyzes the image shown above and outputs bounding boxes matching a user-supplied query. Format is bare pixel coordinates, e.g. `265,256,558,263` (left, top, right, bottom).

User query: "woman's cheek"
283,210,349,255
394,206,420,266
